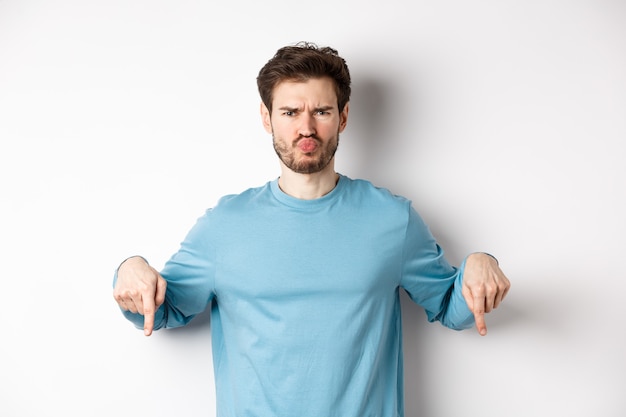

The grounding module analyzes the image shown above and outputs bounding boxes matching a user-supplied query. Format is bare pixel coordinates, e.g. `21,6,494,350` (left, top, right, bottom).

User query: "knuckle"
125,289,141,299
485,285,498,297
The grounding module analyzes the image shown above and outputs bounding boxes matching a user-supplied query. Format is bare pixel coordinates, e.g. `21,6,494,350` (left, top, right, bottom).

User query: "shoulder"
187,181,273,235
213,181,273,211
342,175,411,208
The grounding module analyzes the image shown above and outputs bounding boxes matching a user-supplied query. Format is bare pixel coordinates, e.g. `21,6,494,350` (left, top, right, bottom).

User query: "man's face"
261,77,349,174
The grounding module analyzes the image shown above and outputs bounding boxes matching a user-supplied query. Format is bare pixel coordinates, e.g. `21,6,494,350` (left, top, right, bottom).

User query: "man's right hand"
113,256,167,336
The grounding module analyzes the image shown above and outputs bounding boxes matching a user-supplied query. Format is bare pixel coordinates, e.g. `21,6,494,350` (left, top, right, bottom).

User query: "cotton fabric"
116,174,474,417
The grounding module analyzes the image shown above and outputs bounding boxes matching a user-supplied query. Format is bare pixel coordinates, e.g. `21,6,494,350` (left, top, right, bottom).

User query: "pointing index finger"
142,295,156,337
473,294,487,336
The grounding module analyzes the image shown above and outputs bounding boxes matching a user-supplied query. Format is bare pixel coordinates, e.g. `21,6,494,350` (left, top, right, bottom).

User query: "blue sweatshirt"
116,174,474,417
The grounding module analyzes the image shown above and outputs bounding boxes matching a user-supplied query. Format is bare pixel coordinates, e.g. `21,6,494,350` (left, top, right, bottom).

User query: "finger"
143,317,154,336
502,284,510,301
483,291,495,314
154,274,167,308
494,289,504,309
128,290,144,315
143,310,155,336
116,291,139,314
473,294,487,336
494,274,511,308
485,284,502,313
474,312,487,336
113,289,130,311
113,290,125,309
501,276,511,301
141,291,157,337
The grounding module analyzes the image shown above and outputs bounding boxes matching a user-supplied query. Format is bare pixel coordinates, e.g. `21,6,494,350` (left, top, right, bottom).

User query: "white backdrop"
1,1,625,416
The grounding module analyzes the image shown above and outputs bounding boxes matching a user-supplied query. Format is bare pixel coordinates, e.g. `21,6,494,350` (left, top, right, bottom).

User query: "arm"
400,207,510,334
112,210,217,336
400,208,474,330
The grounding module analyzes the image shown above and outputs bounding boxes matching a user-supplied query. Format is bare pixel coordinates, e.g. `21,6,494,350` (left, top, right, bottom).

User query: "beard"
273,133,340,174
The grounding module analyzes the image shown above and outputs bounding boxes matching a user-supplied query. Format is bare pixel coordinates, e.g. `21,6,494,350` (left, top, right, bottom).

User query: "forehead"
272,77,338,106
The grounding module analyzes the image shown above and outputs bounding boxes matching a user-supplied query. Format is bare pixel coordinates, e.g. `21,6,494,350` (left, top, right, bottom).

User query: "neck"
277,162,339,200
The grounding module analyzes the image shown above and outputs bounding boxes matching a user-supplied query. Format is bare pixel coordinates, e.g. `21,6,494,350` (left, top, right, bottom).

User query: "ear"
338,102,349,133
260,102,272,134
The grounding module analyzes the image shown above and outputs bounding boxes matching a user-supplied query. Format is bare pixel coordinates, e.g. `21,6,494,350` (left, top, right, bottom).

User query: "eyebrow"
277,105,335,112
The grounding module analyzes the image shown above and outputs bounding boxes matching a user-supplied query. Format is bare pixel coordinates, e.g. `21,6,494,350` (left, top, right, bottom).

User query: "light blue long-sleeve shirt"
116,174,474,417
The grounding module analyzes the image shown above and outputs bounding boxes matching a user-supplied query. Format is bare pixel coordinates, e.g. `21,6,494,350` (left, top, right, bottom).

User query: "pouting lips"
297,138,318,153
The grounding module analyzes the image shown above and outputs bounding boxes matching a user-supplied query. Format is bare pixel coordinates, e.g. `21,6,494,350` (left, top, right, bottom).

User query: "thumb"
155,274,167,308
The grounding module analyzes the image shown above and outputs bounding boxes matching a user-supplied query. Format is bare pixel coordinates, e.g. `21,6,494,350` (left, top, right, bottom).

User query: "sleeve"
114,209,217,331
399,206,474,330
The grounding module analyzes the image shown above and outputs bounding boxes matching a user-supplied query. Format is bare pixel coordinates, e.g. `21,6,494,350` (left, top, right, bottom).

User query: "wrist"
469,252,499,265
116,255,149,273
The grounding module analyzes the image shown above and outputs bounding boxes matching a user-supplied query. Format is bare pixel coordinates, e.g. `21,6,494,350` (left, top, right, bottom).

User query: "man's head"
257,42,351,176
257,42,351,114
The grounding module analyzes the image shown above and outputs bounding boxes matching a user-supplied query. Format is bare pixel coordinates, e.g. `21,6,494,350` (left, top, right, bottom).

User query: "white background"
1,1,625,416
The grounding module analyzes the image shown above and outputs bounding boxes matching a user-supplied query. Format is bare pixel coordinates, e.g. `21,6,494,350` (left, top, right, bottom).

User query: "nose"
298,113,316,137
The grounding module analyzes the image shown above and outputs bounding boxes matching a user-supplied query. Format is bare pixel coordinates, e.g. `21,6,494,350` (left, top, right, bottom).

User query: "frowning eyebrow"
314,106,335,113
277,105,335,113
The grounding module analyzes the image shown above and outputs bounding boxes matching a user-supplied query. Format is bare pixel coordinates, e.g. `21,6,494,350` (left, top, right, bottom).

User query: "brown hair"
256,41,351,113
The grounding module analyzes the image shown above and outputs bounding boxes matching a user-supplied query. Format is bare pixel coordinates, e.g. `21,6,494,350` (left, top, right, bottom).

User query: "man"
113,42,510,417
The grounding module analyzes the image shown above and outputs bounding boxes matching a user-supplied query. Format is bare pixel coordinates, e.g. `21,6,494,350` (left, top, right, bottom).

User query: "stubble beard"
273,133,340,174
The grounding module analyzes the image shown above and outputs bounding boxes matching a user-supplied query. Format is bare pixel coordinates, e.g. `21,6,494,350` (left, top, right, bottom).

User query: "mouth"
296,138,319,153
